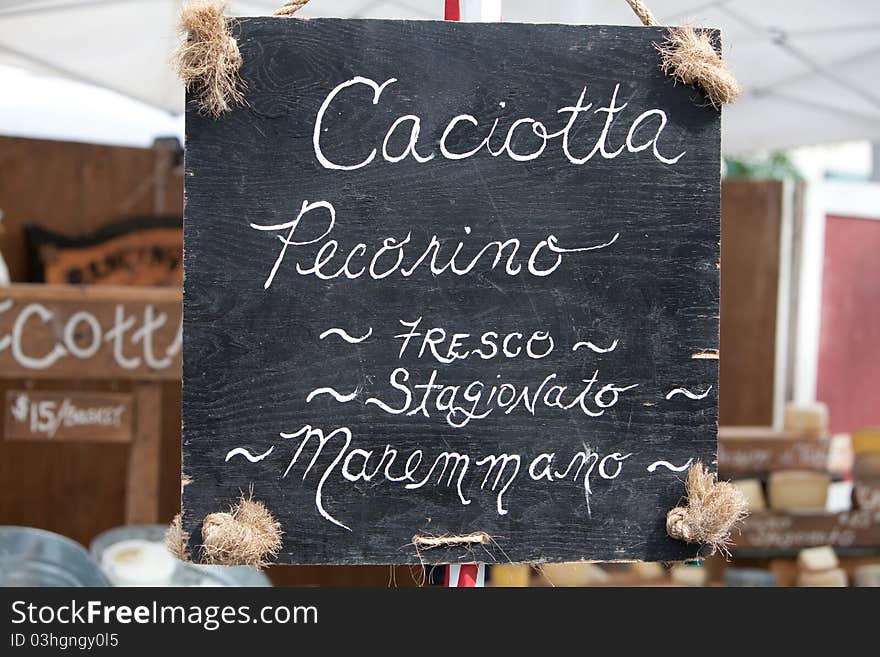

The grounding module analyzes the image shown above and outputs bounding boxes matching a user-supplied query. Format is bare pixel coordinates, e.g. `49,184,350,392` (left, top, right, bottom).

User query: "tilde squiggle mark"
572,339,619,354
647,458,693,473
665,385,713,400
319,327,373,343
225,446,275,463
307,387,360,403
560,232,620,252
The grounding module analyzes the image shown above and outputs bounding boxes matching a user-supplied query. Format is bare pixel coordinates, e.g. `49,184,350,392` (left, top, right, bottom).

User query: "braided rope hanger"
178,0,739,116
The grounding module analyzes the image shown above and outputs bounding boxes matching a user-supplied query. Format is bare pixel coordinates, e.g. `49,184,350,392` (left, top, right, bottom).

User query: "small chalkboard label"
182,19,721,564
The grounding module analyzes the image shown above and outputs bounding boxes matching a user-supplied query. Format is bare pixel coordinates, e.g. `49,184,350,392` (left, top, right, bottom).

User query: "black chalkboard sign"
182,18,721,564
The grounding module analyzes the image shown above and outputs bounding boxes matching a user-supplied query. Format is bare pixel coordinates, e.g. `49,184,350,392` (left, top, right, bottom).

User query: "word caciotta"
313,77,686,169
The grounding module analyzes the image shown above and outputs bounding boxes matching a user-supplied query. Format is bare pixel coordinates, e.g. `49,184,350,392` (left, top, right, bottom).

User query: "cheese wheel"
784,402,828,438
732,479,766,511
768,470,830,511
852,427,880,455
797,546,839,572
797,568,847,587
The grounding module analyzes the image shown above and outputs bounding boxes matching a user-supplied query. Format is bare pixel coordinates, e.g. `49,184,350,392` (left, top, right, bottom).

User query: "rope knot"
666,462,749,555
665,506,692,542
174,0,245,117
656,26,742,108
200,492,283,567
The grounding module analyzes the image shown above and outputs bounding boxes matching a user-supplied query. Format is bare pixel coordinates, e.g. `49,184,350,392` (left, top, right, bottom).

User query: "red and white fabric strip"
445,0,502,22
445,564,485,587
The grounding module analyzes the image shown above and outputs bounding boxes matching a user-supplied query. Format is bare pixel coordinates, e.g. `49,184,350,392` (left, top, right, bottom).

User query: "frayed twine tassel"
165,513,191,562
173,0,245,118
624,1,740,108
656,26,742,109
274,0,310,16
201,493,283,567
666,462,749,555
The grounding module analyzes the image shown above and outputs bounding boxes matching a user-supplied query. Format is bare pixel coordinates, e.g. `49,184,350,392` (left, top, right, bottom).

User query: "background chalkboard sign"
183,18,721,564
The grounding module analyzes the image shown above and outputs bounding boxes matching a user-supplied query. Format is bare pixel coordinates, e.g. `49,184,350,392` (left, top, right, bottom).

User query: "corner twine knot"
174,0,245,117
625,0,741,108
666,462,749,555
656,27,741,108
200,493,283,567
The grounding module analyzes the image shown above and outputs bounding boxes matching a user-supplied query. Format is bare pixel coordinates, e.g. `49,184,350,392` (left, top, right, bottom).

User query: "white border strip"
460,0,502,22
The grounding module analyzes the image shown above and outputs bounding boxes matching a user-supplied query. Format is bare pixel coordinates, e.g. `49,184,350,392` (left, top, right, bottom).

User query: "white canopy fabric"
1,0,879,152
0,64,183,147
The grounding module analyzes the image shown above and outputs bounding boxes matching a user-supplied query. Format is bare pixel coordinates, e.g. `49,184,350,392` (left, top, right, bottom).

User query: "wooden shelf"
718,427,830,476
733,510,880,556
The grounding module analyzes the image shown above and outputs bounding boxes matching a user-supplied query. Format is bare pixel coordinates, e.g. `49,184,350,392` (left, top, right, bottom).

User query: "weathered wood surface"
183,19,721,564
719,180,785,426
125,383,163,524
0,137,184,547
0,136,183,284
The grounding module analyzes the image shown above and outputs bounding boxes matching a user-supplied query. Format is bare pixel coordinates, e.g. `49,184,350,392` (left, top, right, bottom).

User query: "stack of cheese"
767,403,834,512
796,546,848,587
724,403,841,514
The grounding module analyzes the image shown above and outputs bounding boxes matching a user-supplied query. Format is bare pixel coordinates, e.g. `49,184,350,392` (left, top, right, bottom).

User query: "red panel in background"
817,215,880,433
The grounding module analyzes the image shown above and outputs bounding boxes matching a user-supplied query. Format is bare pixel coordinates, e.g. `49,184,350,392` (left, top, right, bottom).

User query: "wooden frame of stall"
0,284,181,536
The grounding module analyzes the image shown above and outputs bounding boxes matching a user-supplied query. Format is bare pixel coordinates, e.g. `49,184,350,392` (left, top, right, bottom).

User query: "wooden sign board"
26,217,183,287
182,19,721,564
4,390,133,443
717,427,831,475
0,284,181,381
736,510,880,553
